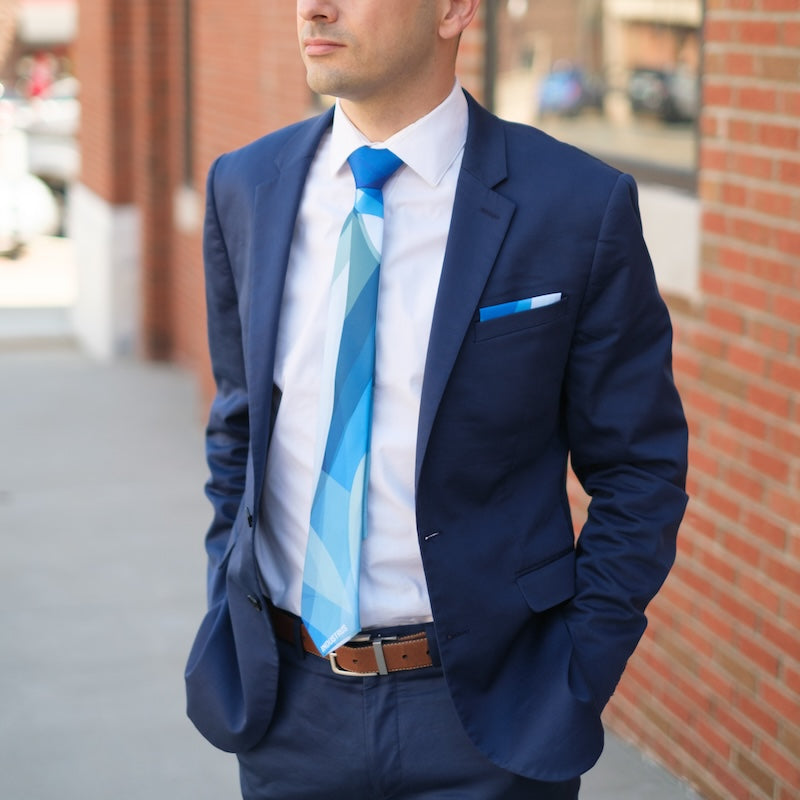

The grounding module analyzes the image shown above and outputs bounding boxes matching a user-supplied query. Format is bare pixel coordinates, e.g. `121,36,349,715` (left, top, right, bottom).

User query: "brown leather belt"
269,605,434,676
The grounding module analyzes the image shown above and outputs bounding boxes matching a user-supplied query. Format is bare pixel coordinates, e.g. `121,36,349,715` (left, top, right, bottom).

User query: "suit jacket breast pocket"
474,296,569,342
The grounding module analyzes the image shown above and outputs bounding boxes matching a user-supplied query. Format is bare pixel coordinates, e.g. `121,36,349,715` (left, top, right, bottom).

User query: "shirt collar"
328,80,468,188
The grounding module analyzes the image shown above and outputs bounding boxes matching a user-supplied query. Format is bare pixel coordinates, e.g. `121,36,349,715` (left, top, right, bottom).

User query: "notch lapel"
415,97,515,489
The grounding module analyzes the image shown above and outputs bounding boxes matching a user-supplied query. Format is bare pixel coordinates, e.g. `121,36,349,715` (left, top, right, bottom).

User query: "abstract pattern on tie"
302,147,403,656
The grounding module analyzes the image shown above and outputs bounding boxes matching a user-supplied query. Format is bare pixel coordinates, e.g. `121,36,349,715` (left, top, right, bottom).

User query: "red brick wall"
600,3,800,798
76,0,181,357
134,1,181,358
76,0,134,203
172,1,309,393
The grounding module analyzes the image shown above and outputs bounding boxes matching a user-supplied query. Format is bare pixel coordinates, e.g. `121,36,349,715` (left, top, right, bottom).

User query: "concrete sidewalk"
0,343,700,799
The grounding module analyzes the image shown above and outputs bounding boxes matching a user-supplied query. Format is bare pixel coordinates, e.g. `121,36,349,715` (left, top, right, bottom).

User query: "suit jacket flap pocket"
516,549,576,612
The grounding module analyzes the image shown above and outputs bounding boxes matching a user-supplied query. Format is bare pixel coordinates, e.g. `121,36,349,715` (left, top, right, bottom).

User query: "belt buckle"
328,635,398,677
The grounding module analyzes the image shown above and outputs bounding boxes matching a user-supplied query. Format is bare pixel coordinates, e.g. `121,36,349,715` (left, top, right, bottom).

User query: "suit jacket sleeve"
201,155,250,608
563,173,688,708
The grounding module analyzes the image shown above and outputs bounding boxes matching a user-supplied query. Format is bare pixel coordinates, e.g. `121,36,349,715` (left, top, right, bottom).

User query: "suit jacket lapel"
415,96,515,489
249,109,334,513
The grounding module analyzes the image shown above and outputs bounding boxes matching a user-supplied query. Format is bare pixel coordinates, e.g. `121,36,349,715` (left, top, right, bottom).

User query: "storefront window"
488,0,702,190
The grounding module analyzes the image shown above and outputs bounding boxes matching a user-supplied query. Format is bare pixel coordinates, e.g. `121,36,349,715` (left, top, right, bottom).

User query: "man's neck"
338,77,456,143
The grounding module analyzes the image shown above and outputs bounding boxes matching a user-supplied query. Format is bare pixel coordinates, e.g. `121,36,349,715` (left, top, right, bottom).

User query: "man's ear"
439,0,481,41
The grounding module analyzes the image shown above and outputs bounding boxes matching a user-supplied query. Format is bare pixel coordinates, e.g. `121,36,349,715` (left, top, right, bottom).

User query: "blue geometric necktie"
301,146,403,656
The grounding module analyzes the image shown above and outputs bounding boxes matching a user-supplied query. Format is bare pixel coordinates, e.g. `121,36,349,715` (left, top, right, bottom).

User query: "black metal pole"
483,0,499,113
182,0,194,185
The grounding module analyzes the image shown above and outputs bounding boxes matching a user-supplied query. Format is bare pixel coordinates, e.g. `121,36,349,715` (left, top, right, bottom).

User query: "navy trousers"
237,629,581,799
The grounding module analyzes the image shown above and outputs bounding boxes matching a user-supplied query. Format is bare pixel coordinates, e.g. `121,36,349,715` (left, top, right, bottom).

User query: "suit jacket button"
247,594,263,611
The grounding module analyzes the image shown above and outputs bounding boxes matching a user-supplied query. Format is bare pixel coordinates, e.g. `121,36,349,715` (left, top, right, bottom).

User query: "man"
185,1,689,797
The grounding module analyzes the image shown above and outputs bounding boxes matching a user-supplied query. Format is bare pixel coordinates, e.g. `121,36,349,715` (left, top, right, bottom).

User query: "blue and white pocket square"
479,292,562,322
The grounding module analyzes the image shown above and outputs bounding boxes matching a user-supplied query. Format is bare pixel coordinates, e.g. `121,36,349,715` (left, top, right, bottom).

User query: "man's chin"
305,70,340,98
305,67,366,103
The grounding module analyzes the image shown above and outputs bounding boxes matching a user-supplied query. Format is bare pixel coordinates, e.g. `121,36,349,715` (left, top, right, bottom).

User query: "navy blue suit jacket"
185,93,688,781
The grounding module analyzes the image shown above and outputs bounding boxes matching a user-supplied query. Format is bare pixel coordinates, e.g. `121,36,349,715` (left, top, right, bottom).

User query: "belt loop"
424,622,441,667
291,616,305,659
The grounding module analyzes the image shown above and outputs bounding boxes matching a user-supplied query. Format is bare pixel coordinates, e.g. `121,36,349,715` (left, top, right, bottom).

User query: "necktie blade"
301,147,403,656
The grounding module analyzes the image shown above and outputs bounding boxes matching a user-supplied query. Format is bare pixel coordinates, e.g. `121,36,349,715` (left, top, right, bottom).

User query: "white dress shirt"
256,82,468,628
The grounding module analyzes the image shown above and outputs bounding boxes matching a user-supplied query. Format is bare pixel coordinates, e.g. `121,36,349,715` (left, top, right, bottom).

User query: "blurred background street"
0,341,240,800
0,233,74,338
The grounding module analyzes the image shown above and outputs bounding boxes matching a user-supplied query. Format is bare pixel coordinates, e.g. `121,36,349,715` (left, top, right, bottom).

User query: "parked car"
628,67,698,122
0,78,79,238
0,77,80,183
538,64,604,117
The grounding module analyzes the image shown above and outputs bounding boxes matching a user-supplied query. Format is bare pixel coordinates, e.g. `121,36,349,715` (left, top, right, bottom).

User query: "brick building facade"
602,4,799,797
73,2,798,797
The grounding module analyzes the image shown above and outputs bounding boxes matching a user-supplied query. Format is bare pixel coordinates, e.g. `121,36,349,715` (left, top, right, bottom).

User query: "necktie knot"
348,146,403,191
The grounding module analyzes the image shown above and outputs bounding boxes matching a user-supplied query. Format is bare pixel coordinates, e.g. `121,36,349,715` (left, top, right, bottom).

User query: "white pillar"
68,182,141,359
